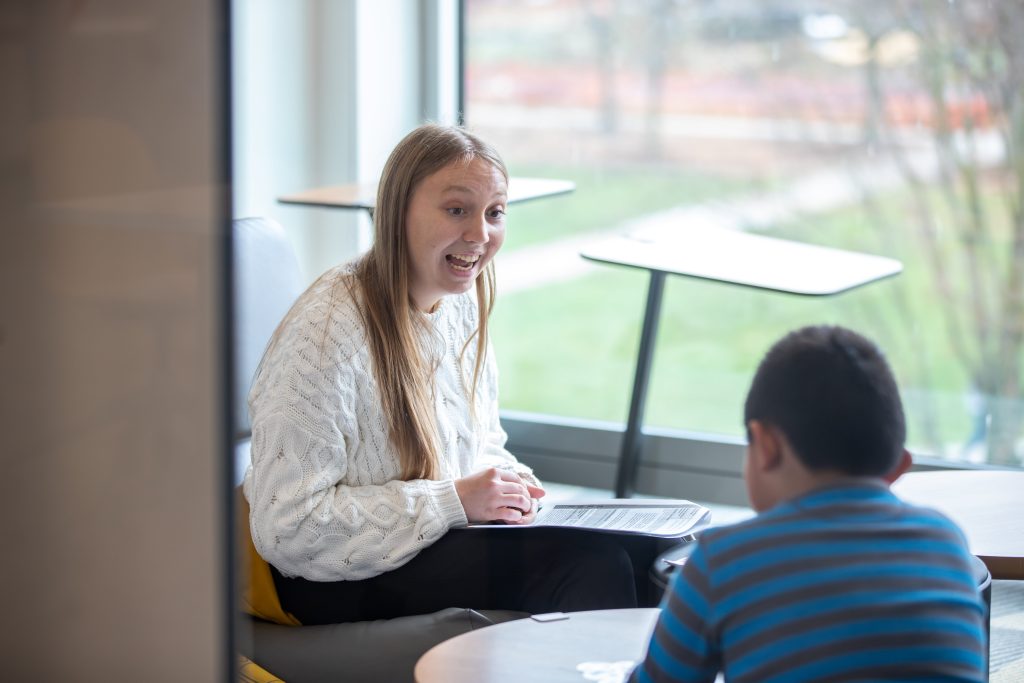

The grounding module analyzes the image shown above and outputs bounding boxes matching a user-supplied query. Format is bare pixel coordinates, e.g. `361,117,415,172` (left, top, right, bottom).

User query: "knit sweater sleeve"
242,275,468,582
245,410,466,581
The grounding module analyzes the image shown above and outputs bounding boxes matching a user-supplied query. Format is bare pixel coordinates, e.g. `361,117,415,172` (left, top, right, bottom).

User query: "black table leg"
614,270,666,498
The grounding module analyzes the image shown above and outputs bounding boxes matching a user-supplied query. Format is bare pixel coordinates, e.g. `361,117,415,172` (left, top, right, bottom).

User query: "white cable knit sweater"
242,265,538,581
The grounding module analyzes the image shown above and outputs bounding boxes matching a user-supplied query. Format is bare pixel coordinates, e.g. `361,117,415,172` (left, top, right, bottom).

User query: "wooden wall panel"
0,1,230,680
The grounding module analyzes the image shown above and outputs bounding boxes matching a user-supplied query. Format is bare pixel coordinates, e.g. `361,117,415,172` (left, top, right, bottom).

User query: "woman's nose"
464,213,489,244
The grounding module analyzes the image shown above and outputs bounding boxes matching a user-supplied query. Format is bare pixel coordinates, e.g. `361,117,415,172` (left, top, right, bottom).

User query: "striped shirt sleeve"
632,544,720,683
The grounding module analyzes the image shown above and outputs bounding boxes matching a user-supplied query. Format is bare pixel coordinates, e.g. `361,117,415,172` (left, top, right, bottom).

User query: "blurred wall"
231,0,453,283
0,1,230,680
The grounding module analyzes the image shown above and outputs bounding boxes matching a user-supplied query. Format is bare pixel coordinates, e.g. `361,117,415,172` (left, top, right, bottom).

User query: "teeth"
447,253,480,272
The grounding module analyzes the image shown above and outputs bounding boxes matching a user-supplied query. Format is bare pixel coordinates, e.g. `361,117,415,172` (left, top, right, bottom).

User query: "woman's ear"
883,448,913,484
747,420,784,472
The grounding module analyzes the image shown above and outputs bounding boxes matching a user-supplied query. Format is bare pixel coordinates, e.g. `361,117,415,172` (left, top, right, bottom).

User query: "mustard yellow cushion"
237,489,301,626
238,654,285,683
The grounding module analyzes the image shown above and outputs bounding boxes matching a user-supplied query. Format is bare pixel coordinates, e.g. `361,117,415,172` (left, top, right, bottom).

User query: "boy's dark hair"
744,325,906,476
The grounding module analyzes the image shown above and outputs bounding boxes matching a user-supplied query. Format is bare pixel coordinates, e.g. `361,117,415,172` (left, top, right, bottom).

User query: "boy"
632,325,987,682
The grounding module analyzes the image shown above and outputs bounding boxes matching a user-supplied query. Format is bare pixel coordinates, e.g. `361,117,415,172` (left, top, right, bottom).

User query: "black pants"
272,527,670,625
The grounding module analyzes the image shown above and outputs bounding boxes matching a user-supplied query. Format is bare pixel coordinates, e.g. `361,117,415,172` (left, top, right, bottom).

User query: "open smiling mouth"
446,253,481,271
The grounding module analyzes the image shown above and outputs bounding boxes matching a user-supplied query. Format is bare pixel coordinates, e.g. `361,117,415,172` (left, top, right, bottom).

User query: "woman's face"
405,157,507,312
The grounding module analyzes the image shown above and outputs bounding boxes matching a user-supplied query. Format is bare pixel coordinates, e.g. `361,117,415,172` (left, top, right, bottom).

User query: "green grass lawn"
491,180,1020,459
493,267,974,447
503,165,760,251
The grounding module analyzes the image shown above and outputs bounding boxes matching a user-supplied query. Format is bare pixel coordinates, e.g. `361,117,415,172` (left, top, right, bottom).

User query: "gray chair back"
233,216,305,480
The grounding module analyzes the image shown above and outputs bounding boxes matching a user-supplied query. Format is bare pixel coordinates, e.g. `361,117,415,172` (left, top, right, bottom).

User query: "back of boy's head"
744,325,906,477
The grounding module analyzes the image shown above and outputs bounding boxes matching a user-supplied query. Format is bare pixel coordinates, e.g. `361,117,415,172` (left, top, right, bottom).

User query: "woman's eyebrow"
441,184,474,195
441,184,508,200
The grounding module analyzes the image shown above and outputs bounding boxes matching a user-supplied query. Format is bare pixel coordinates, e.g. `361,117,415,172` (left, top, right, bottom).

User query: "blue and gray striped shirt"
632,481,986,682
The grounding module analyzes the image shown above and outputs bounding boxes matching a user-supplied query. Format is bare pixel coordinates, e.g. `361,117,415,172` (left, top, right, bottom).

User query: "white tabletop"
582,229,902,296
893,469,1024,580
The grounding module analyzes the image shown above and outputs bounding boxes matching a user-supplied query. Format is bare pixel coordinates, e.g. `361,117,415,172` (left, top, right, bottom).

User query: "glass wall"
465,0,1024,467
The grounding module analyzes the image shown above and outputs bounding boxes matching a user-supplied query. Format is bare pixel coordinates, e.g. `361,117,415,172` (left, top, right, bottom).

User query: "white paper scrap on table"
576,660,636,683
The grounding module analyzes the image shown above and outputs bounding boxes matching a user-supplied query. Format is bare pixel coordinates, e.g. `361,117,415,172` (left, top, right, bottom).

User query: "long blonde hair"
352,124,506,481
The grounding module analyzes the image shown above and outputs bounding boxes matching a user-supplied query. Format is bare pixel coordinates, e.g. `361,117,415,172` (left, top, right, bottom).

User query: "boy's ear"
748,420,784,472
883,448,913,484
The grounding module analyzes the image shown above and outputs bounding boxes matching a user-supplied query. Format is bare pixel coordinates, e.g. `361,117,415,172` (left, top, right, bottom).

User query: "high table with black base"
581,229,903,498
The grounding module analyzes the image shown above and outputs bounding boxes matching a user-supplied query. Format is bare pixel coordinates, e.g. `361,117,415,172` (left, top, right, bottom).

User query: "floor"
542,481,1024,680
991,580,1024,682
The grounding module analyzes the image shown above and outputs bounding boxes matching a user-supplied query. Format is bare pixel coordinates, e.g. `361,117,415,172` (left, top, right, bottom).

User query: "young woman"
243,124,640,624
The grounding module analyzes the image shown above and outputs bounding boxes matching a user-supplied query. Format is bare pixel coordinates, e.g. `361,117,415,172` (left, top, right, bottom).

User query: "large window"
466,0,1024,468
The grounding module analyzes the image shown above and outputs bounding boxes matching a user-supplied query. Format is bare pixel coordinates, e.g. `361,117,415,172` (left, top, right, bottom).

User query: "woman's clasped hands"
455,467,546,524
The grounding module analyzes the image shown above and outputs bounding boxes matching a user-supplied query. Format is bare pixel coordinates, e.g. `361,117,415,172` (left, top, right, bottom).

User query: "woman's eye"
446,207,465,216
488,208,506,219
